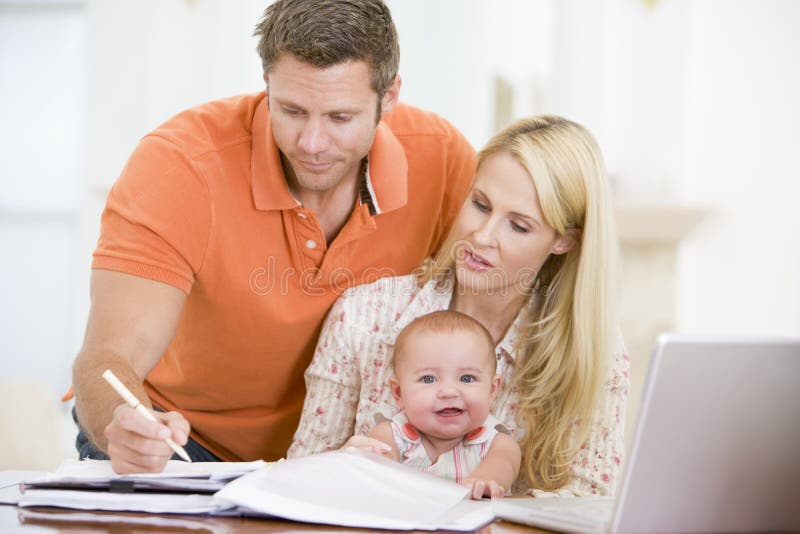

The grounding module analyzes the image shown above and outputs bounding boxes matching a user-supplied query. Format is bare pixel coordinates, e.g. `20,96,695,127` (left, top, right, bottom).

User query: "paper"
19,488,233,514
55,458,267,480
21,459,269,493
0,470,48,505
215,449,494,531
12,452,497,530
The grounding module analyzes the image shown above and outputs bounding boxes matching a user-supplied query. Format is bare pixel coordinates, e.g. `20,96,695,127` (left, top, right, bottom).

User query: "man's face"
265,54,398,196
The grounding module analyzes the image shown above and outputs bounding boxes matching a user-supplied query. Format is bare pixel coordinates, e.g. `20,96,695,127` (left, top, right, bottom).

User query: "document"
14,451,495,530
16,459,269,515
215,449,495,531
0,471,48,505
18,489,232,515
21,458,267,493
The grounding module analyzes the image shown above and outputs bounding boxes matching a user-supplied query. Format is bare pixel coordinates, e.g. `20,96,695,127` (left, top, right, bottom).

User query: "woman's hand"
461,476,506,499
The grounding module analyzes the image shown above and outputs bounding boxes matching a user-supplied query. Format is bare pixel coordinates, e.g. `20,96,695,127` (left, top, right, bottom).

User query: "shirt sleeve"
287,293,363,458
528,339,630,497
92,134,212,293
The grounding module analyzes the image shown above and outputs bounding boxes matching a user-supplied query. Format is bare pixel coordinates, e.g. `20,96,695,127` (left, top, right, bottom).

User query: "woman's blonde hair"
418,115,619,490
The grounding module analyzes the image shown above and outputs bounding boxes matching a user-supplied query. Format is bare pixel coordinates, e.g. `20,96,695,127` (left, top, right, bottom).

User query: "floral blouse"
287,275,630,496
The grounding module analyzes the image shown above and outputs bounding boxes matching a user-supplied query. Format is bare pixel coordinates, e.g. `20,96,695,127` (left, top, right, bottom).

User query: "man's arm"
72,269,188,473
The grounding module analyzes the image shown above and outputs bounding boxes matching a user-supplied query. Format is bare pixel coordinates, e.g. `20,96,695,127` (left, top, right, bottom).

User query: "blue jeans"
72,406,220,462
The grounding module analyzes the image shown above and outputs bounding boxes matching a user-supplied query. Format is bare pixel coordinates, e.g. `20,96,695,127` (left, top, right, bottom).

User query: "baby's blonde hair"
392,310,496,374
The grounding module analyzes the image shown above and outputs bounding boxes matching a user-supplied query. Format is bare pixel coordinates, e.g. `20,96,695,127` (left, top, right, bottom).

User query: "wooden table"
1,504,552,533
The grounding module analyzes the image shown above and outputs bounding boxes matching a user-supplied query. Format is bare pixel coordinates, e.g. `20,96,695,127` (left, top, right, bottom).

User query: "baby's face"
392,329,498,441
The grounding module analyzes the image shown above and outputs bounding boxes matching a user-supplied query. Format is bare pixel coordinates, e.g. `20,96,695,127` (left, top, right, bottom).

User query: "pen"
101,369,192,463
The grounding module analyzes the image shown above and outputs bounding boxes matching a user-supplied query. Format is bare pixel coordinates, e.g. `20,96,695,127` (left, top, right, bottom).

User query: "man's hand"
104,404,191,474
461,477,506,499
72,270,187,472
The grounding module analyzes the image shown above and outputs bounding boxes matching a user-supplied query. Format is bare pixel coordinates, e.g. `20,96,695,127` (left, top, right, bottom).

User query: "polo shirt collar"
363,121,407,214
250,95,408,214
251,96,298,211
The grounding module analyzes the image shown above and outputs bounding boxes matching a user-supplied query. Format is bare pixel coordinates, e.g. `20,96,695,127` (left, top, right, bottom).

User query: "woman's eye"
421,375,435,384
510,221,529,233
460,375,476,383
472,199,489,212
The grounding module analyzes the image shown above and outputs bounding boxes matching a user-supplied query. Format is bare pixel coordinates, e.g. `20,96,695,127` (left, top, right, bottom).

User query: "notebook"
493,334,800,533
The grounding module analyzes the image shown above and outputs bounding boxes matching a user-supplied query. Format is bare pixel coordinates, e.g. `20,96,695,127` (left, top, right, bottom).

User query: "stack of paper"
13,451,495,530
17,459,268,515
23,459,267,493
19,489,229,515
0,471,48,505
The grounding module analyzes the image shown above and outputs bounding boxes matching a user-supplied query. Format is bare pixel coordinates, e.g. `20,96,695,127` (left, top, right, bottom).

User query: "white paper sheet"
55,458,267,480
18,488,233,514
215,449,494,531
0,470,48,504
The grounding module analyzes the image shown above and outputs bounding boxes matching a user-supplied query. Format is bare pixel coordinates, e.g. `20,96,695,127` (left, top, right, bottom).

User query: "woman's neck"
449,290,527,345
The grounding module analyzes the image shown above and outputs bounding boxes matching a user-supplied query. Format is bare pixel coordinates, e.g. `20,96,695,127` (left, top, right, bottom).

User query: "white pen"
102,369,192,462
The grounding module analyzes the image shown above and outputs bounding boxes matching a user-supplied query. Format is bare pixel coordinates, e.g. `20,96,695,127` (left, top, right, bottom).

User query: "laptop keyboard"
528,497,614,521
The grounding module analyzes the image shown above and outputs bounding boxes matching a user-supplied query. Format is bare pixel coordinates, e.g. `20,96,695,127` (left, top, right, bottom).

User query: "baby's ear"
389,376,404,408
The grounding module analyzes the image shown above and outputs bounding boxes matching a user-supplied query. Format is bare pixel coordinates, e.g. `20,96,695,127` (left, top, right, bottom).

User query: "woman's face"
452,151,570,297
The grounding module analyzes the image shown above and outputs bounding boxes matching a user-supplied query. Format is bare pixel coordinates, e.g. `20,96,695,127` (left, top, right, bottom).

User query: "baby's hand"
461,477,506,500
341,435,393,457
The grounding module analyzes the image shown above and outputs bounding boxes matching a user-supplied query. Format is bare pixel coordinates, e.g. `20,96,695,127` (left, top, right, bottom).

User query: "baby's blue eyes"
417,375,477,384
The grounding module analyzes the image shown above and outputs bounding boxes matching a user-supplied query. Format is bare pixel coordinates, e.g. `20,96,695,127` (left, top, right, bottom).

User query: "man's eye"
420,375,435,384
330,114,352,123
460,375,476,383
284,108,303,116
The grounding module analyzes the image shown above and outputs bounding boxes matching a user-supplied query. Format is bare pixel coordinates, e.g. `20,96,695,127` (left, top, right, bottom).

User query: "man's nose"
297,119,328,154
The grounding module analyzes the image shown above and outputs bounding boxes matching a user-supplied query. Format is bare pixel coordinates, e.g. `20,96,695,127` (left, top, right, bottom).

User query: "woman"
287,115,629,496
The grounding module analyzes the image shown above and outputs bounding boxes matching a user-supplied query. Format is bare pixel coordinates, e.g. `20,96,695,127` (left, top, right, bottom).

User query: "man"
71,0,475,474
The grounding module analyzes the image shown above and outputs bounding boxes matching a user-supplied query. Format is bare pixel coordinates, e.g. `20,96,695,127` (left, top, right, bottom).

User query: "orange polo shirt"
91,92,475,461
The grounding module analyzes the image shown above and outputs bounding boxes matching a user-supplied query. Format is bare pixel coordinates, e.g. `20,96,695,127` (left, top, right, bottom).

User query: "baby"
367,310,521,499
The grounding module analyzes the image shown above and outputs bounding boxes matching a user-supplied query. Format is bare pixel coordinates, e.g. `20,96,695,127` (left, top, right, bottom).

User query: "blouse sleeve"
287,293,363,458
529,340,631,497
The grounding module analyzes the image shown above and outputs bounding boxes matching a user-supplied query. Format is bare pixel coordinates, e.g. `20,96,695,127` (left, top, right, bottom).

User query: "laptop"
493,334,800,533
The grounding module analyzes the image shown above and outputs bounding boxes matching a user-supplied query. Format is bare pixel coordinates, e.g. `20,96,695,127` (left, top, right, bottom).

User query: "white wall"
386,0,552,149
1,0,798,469
542,0,799,338
677,0,800,336
0,2,87,469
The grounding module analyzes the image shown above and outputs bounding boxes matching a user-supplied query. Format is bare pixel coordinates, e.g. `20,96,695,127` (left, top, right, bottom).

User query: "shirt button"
306,239,317,249
297,212,307,219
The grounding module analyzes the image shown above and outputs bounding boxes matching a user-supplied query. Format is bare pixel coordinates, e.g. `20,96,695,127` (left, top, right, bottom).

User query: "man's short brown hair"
254,0,400,96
